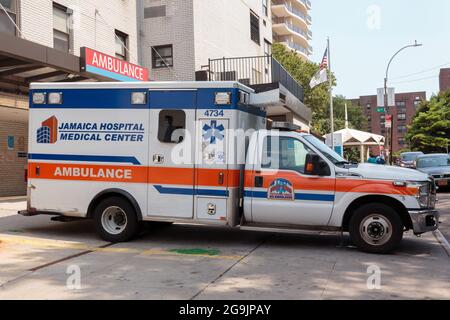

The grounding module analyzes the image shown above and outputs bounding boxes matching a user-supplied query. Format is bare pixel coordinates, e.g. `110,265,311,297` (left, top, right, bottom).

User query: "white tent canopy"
325,128,385,163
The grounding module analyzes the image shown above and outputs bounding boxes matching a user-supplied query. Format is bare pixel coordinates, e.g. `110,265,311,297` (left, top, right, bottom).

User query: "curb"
433,230,450,258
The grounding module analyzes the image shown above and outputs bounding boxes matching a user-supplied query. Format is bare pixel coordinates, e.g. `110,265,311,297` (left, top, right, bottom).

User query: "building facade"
351,91,426,154
271,0,312,60
0,0,140,197
439,68,450,92
137,0,273,81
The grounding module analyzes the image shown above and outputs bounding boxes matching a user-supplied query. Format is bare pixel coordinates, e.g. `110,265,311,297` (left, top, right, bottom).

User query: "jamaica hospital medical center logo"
37,116,58,144
36,116,145,144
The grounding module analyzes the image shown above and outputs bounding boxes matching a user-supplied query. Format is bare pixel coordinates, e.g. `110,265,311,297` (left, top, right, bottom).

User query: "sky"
309,0,450,99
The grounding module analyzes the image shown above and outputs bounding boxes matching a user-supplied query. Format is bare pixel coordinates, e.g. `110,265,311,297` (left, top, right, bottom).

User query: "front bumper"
408,210,440,235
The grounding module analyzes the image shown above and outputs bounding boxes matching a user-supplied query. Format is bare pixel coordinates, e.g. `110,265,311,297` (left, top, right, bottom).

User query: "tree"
314,95,366,135
272,43,333,131
406,90,450,153
272,44,366,135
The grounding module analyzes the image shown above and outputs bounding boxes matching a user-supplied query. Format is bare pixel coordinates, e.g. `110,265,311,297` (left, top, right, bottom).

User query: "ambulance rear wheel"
94,197,139,243
349,203,403,254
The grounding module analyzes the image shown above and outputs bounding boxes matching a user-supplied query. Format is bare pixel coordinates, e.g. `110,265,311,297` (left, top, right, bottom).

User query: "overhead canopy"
332,128,385,147
325,128,385,163
0,33,111,95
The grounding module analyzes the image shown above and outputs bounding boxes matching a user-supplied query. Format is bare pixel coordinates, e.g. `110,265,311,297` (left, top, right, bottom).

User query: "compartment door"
195,118,230,221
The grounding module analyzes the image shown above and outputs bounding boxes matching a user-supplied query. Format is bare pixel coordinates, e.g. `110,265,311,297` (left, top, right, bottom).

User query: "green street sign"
376,107,386,113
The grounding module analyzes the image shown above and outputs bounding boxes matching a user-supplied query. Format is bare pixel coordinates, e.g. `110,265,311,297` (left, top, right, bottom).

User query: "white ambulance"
21,81,439,254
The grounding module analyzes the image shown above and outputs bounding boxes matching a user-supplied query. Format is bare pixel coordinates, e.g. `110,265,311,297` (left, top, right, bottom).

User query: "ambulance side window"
158,110,186,143
262,136,312,174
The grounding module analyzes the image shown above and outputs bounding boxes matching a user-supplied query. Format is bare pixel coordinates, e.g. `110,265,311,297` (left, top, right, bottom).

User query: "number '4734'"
204,110,224,117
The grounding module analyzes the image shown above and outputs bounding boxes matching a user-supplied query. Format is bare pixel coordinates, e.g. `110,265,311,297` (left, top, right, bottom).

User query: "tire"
349,203,404,254
94,197,140,243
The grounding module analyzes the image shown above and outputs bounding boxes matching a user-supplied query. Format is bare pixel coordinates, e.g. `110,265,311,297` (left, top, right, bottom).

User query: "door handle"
153,154,165,164
218,172,225,185
255,176,264,188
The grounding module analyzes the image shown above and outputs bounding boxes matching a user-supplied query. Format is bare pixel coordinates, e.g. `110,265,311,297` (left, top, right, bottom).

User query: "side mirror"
305,153,330,176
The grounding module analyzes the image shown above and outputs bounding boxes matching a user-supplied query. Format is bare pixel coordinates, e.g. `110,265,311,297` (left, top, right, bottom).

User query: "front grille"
429,179,437,209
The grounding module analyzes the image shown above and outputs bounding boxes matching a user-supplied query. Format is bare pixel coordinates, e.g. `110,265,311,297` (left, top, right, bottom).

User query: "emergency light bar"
215,92,232,105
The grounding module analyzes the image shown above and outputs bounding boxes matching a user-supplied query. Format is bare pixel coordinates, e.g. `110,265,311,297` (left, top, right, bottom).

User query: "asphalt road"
0,198,449,300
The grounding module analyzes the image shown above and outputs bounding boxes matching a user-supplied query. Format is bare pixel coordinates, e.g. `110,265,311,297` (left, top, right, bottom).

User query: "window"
115,30,128,61
380,115,385,121
396,101,406,107
262,0,268,16
250,11,260,45
414,99,421,108
158,110,186,143
398,138,405,146
398,125,407,133
53,3,71,53
264,39,271,59
0,0,17,35
366,103,371,110
152,45,173,68
262,136,312,174
398,113,407,121
144,5,166,18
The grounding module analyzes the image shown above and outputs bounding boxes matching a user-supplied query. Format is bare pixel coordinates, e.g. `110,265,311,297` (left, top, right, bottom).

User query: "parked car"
398,151,424,168
415,154,450,189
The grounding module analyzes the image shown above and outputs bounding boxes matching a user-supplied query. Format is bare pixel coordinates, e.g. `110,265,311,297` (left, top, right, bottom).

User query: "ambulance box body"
23,81,439,254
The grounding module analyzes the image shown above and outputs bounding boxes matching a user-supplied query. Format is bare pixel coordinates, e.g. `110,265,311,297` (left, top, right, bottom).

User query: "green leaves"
406,90,450,153
272,44,364,135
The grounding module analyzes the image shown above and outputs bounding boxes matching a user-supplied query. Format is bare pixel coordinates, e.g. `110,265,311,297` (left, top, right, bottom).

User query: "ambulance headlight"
48,92,63,105
131,92,147,105
215,92,232,105
32,92,46,104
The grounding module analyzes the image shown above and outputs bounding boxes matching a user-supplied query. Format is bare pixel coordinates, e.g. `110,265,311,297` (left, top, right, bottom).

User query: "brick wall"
354,91,427,154
138,0,196,81
0,120,28,197
137,0,273,81
19,0,139,63
440,68,450,92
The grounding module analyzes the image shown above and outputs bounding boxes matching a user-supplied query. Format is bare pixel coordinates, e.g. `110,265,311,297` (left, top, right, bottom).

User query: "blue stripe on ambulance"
29,88,266,117
244,191,335,202
154,185,229,197
28,153,141,165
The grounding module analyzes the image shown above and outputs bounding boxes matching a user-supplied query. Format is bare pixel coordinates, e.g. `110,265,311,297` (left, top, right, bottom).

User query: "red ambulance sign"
81,47,149,82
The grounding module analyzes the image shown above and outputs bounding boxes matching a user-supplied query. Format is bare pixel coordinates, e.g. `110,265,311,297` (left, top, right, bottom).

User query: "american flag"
320,48,328,70
310,47,329,89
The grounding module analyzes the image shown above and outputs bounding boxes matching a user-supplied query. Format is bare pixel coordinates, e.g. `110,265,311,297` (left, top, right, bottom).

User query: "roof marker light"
215,92,232,105
48,92,63,105
32,92,46,105
131,92,147,105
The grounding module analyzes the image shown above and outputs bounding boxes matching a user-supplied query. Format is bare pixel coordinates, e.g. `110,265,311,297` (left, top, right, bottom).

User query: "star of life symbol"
202,120,225,144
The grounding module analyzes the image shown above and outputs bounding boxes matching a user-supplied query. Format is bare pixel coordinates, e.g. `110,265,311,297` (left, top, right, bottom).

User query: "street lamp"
384,40,423,165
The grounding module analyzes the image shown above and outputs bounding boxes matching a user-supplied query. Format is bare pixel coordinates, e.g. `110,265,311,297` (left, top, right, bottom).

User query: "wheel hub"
101,206,128,235
360,215,392,246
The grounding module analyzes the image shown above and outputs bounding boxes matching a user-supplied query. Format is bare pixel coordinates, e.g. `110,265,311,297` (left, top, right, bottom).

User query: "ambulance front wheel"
94,197,140,243
349,203,404,254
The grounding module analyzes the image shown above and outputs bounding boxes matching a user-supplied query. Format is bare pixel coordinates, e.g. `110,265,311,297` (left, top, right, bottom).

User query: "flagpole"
328,37,334,150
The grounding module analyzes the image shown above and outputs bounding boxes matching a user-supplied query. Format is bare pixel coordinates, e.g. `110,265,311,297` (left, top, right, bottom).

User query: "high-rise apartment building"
271,0,312,60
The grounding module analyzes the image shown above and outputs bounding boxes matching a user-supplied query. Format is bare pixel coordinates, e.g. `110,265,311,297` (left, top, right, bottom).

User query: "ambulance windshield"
303,135,349,166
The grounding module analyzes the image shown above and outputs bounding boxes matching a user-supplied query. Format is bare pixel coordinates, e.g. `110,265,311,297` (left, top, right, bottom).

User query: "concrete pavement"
0,199,449,300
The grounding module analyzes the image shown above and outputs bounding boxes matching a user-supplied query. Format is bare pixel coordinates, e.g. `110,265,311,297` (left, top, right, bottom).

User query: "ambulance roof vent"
271,122,302,132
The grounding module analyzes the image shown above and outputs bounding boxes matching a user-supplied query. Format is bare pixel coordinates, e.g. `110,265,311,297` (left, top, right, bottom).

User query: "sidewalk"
0,196,26,203
0,197,26,218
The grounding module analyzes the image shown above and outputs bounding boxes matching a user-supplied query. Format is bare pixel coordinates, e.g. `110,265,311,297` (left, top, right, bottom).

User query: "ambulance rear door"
147,90,197,219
